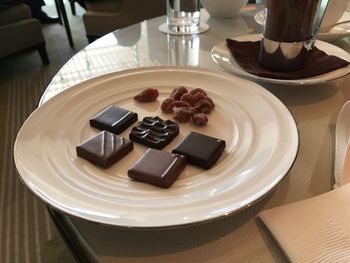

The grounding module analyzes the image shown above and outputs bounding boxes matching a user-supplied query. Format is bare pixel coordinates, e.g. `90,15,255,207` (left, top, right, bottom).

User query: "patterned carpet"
0,3,88,262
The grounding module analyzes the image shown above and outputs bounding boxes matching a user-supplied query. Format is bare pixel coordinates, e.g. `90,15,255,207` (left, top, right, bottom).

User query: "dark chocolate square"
172,131,225,169
76,131,133,168
128,148,186,188
129,116,179,149
90,105,138,134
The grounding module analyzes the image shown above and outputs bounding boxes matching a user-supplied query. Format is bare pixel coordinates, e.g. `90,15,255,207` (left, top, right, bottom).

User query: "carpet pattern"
0,3,88,262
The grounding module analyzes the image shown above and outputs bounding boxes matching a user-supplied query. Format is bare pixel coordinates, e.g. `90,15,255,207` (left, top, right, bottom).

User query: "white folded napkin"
258,184,350,263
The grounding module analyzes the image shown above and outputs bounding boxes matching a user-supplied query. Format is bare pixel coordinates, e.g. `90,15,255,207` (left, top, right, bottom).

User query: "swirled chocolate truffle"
129,116,179,149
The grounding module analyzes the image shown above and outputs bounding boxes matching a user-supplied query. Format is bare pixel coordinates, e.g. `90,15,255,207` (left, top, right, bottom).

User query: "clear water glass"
166,0,200,33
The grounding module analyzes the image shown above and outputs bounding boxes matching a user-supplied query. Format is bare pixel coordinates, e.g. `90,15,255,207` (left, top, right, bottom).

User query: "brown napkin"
226,39,350,80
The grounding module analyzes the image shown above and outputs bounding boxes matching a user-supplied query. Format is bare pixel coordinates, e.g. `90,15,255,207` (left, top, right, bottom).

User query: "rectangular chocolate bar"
76,131,133,168
90,105,138,134
172,131,225,169
128,148,186,188
129,116,179,149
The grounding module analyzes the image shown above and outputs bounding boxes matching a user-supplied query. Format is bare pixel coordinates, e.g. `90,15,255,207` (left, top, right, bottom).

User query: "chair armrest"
122,0,166,21
85,0,122,13
0,4,32,25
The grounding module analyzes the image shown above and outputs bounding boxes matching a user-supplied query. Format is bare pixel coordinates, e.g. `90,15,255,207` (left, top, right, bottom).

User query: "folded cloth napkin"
226,39,350,80
258,184,350,263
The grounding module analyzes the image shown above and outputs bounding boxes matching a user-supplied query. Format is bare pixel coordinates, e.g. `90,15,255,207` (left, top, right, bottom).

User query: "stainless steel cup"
259,0,329,71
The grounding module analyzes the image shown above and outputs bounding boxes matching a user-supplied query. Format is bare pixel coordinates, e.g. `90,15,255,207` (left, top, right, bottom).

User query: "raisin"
180,93,197,106
189,88,207,97
194,100,213,114
171,86,188,100
134,88,159,102
172,100,191,108
161,98,175,113
188,106,199,116
191,113,208,126
202,96,215,109
193,92,206,102
173,107,192,123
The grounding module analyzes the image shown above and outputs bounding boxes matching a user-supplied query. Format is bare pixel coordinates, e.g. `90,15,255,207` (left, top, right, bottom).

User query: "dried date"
180,93,197,106
194,100,213,114
191,113,208,126
161,98,175,113
189,88,207,97
202,96,215,109
171,86,188,100
172,100,191,108
134,88,159,102
192,92,206,102
173,107,192,123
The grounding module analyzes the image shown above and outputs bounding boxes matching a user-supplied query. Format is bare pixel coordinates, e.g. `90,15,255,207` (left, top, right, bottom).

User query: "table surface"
40,5,350,262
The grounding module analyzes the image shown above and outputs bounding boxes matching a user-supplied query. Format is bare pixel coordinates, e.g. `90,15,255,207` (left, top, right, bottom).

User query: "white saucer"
254,10,350,42
159,22,209,35
211,34,350,85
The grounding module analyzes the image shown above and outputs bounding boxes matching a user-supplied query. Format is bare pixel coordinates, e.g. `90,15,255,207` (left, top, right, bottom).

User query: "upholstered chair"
82,0,166,42
0,3,49,64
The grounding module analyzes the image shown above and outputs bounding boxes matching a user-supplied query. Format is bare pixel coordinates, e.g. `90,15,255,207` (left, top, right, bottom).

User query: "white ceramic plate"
254,10,350,42
211,34,350,85
14,66,298,228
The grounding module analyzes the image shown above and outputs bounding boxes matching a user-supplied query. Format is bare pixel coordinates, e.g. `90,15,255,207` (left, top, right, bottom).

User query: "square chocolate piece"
172,131,225,169
76,131,133,168
90,105,138,134
128,148,186,188
129,116,179,149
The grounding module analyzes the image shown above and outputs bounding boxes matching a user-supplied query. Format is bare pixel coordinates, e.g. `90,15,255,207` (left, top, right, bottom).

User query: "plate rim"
14,66,299,228
211,34,350,85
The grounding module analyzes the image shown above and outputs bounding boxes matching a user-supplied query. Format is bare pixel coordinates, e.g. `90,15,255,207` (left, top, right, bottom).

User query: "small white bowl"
201,0,249,18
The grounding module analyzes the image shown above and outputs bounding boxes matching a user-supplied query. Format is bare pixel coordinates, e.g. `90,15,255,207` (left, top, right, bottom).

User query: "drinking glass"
166,0,201,33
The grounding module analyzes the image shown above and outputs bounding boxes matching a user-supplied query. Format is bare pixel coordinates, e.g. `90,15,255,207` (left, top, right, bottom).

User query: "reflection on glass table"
167,34,200,66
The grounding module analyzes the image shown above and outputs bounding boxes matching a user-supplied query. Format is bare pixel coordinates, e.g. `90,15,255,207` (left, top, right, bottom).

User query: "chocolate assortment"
129,116,179,149
90,105,138,134
172,131,226,169
76,131,133,168
128,148,186,188
76,89,225,187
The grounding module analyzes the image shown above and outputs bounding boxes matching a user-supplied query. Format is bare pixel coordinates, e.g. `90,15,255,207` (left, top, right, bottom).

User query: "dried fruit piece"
160,87,215,126
202,96,215,109
173,107,192,123
194,100,213,114
161,98,175,113
180,93,197,106
171,86,188,100
193,92,206,102
188,106,199,116
134,88,159,102
191,113,208,126
173,100,191,108
189,88,207,97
